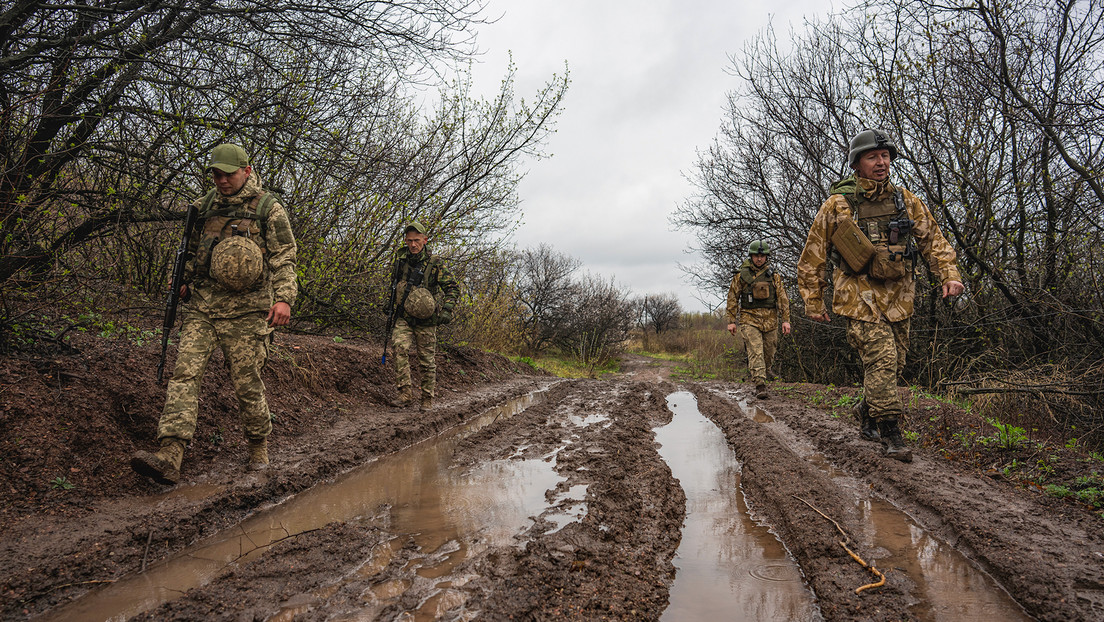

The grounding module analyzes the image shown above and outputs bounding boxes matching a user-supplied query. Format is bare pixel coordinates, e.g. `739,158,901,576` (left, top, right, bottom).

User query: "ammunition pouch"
751,281,771,300
830,216,874,273
869,244,910,281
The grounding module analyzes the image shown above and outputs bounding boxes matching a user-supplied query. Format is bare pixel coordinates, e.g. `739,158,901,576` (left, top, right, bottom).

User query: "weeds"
50,476,74,490
985,417,1028,451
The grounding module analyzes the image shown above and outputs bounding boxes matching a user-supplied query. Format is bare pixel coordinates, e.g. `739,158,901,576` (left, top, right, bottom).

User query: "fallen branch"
794,495,887,594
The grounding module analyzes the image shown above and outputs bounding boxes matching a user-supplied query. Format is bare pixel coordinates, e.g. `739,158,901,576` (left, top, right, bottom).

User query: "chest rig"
739,266,776,309
194,191,276,281
836,189,915,279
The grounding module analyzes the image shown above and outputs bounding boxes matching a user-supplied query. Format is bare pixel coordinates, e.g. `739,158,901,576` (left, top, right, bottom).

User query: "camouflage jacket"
390,247,460,324
797,176,960,323
183,173,298,319
726,261,791,332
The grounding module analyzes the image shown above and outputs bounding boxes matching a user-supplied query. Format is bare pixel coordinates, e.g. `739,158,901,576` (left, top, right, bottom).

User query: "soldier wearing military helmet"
132,143,298,485
387,221,460,410
796,129,963,462
726,239,791,400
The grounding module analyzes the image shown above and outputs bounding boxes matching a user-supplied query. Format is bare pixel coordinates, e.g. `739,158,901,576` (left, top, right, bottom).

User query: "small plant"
333,336,344,343
1044,484,1073,499
986,417,1028,451
903,430,920,443
209,427,224,446
1066,437,1079,450
50,476,75,490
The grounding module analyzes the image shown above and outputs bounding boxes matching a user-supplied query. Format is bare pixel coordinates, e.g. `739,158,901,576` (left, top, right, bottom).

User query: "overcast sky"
465,0,830,313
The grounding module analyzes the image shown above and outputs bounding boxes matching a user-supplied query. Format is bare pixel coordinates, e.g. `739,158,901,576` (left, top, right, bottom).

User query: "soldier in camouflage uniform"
132,144,298,485
726,240,791,400
388,222,460,411
797,129,963,462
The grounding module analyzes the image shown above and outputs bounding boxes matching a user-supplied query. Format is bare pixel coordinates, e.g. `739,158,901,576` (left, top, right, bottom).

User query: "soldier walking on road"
726,240,791,400
132,144,298,484
387,222,460,411
797,129,963,462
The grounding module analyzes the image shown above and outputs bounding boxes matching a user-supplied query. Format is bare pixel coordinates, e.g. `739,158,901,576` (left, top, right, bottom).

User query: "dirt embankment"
2,338,1103,621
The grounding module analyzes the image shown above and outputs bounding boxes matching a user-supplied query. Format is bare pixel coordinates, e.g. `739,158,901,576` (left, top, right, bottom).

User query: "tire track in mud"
694,382,1104,622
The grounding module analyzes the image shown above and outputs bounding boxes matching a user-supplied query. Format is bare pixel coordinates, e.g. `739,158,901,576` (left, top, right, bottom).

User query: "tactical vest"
194,191,278,287
835,190,914,278
393,251,444,321
739,266,776,309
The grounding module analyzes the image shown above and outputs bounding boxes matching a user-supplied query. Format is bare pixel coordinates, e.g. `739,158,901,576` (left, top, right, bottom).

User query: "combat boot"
755,383,769,400
854,400,880,441
419,389,434,411
247,437,269,471
878,417,913,463
131,438,185,485
391,386,413,408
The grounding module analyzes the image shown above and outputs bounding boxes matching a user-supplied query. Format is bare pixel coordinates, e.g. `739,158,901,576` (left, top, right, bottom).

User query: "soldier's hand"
808,312,831,323
727,323,738,335
267,301,291,327
942,280,964,298
781,322,792,335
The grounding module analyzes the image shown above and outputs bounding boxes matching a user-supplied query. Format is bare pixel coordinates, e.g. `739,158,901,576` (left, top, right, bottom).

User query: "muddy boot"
755,383,769,400
391,386,413,408
131,438,185,485
878,417,913,463
419,397,433,411
854,400,880,441
247,437,269,471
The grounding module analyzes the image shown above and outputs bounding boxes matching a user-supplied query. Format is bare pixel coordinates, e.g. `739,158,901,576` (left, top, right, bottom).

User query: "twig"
141,530,153,572
794,495,887,594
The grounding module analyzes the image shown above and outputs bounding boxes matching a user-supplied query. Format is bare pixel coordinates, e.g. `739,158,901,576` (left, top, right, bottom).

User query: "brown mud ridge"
1,338,1103,620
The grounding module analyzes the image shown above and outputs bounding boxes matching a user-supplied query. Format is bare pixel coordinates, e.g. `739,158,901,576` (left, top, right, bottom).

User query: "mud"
2,338,1103,620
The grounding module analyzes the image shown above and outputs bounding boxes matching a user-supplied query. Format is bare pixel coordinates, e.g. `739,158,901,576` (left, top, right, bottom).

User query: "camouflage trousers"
392,317,437,397
159,311,273,443
845,318,910,420
739,324,778,384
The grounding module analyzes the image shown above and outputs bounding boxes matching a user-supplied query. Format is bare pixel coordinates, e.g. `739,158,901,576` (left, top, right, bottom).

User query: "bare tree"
513,244,582,354
639,293,682,334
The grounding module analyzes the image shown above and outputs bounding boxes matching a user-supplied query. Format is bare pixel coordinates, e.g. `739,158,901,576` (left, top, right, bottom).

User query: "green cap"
404,221,427,235
207,143,249,173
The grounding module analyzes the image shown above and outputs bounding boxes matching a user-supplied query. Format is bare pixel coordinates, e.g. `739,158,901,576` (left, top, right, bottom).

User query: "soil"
2,335,1103,621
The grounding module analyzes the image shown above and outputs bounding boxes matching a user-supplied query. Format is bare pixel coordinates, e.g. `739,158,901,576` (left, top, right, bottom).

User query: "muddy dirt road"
3,339,1104,620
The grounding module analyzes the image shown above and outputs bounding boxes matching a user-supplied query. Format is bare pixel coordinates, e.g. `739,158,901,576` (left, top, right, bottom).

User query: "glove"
435,307,452,326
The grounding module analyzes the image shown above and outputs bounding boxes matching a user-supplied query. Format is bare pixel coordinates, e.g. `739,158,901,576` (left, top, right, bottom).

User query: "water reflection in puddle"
731,395,1029,621
805,452,1030,622
657,391,820,621
45,388,568,622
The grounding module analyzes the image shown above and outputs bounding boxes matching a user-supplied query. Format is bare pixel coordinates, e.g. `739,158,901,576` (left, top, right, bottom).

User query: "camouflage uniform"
726,261,790,384
389,247,460,401
159,172,298,443
797,175,960,420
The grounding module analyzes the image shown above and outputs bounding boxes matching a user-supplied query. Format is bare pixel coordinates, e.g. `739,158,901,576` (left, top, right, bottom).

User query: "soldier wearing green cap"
131,143,298,485
797,129,963,462
387,221,460,410
727,240,791,400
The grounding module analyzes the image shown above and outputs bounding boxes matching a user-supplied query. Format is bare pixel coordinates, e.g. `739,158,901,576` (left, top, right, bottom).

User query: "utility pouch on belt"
831,216,875,273
751,281,771,300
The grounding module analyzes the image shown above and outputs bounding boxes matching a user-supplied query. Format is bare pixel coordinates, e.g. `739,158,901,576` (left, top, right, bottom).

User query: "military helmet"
404,286,437,320
749,240,771,256
848,129,899,168
210,236,264,291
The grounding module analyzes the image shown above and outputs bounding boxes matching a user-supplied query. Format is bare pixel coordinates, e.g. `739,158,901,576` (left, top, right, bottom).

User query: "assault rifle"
157,202,201,382
380,256,426,365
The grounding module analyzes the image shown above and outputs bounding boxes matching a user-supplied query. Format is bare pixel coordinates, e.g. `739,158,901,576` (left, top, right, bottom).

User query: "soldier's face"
211,166,251,195
751,254,768,268
853,149,891,181
405,232,428,255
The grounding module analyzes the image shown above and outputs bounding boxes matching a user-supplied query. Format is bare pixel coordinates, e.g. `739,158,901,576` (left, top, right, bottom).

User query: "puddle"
44,388,562,622
827,460,1031,621
656,391,820,621
730,393,1029,621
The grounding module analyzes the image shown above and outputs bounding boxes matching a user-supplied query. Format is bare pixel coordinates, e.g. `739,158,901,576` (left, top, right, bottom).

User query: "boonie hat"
207,144,250,173
404,221,427,235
